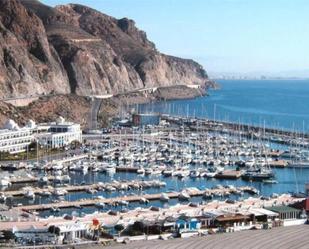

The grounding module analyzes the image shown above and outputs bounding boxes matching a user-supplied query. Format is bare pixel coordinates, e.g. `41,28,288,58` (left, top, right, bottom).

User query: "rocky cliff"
0,0,212,98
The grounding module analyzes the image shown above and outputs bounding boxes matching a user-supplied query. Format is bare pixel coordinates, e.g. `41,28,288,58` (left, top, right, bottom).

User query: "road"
88,98,103,130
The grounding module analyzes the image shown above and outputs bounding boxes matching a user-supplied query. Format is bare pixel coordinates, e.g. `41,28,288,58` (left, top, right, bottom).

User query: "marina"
0,0,307,247
1,108,309,246
0,115,308,215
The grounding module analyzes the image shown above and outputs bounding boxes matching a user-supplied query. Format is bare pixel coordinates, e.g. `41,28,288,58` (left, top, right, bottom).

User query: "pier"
1,180,166,197
163,115,309,147
14,186,259,212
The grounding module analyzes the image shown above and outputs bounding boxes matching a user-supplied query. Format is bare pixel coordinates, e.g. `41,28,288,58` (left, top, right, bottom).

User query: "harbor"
0,114,309,246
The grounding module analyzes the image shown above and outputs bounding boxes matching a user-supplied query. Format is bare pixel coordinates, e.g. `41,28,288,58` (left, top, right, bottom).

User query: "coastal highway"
87,98,103,130
104,225,309,249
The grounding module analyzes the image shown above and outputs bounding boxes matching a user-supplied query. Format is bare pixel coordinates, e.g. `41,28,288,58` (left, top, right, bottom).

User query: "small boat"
139,197,149,204
62,175,71,182
0,192,7,202
39,176,49,184
24,189,35,199
95,202,105,208
145,168,153,175
0,179,11,187
262,179,278,184
40,190,52,197
189,170,200,178
86,188,97,194
177,170,190,179
1,163,19,171
205,172,216,178
51,207,60,213
53,175,62,183
162,169,173,177
137,167,145,174
105,166,116,174
117,200,129,206
242,168,274,181
178,190,190,201
203,192,213,200
53,188,68,196
160,193,170,202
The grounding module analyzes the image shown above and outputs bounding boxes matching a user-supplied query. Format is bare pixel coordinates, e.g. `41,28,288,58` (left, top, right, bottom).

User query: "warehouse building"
132,113,160,127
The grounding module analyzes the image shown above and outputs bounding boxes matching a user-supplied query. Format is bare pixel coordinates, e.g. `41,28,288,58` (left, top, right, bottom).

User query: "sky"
42,0,309,77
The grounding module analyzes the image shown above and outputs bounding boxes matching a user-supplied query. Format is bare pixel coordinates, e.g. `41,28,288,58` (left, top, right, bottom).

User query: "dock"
215,170,242,179
14,186,259,212
9,176,56,184
269,160,288,168
2,180,166,197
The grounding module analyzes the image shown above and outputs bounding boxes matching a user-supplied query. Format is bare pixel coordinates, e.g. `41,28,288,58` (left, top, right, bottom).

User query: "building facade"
36,117,82,149
0,117,82,154
0,120,33,154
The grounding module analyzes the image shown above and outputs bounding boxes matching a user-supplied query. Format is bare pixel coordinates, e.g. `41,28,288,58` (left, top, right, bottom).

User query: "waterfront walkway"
105,225,309,249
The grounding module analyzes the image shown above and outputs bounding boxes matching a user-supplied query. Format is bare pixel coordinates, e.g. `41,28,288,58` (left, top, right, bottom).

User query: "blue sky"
42,0,309,76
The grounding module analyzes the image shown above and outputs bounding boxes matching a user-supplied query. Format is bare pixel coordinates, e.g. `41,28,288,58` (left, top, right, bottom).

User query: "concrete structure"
0,120,33,154
36,117,82,149
132,113,160,127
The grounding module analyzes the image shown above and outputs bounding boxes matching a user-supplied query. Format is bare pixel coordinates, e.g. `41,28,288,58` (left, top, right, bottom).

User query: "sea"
137,79,309,132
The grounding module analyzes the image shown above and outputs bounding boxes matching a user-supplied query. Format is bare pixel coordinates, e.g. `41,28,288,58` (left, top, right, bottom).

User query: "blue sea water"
137,80,309,132
11,167,309,218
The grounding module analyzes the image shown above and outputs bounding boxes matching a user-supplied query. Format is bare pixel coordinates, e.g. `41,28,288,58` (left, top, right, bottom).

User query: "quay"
163,115,309,146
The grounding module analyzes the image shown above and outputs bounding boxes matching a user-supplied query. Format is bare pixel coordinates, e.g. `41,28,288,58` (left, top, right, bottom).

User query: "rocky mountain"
0,0,212,98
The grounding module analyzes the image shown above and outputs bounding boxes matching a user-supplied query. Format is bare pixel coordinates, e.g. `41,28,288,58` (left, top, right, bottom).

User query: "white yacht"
0,179,11,187
160,193,170,202
178,190,190,201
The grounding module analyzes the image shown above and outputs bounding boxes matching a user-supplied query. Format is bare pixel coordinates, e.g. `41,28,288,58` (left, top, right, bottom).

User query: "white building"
36,117,82,149
0,120,33,154
0,117,82,154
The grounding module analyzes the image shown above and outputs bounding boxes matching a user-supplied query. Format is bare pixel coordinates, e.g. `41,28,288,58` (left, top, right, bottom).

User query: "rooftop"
266,205,301,213
103,225,309,249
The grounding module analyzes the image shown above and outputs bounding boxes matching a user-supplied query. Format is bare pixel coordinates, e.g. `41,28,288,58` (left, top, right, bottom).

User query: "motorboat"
178,190,190,201
53,188,68,196
162,169,173,177
0,179,11,187
160,193,170,202
40,190,52,197
0,192,7,202
39,176,49,184
95,202,105,208
242,168,274,181
189,170,200,178
137,167,145,174
24,189,35,199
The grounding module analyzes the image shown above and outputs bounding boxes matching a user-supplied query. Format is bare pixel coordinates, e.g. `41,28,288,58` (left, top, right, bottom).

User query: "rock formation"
0,0,212,98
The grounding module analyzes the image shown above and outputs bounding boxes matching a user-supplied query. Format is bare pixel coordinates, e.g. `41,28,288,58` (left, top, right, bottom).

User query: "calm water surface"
138,80,309,131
